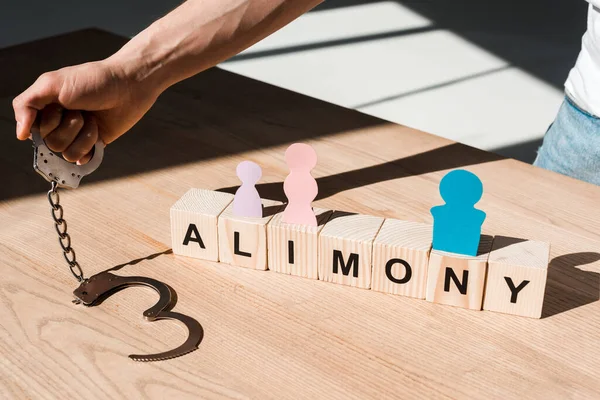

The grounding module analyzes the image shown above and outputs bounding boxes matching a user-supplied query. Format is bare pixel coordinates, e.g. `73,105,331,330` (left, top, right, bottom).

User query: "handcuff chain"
47,181,85,282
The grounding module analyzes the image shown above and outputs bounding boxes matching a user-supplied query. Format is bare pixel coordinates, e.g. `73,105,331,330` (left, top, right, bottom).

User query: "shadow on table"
217,143,504,202
106,248,174,273
542,252,600,318
0,29,507,202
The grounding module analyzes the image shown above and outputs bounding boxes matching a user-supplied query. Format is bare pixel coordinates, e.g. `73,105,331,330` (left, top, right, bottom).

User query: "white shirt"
565,1,600,116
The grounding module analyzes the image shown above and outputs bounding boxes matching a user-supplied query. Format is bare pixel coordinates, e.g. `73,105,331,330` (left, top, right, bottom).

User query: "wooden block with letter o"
372,219,432,299
318,212,384,289
170,189,234,262
483,237,550,318
218,198,284,270
267,208,333,279
426,236,493,310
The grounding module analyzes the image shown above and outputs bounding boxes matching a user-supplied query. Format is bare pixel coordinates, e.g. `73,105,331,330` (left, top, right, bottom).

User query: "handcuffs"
32,128,202,361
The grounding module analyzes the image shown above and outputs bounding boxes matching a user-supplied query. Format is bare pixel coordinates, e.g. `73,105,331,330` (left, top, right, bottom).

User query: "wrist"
104,41,169,101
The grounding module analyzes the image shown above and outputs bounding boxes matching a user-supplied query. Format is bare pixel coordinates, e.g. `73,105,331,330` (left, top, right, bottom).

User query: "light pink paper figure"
233,161,263,218
283,143,318,226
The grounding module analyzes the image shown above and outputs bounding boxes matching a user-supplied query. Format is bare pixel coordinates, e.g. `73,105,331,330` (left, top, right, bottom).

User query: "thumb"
12,72,61,140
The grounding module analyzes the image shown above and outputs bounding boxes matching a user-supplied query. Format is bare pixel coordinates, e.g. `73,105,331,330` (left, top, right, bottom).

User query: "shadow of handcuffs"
32,128,203,362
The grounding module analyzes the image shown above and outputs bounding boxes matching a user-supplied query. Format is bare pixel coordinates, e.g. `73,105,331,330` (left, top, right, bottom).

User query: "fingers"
13,72,62,140
63,116,98,165
44,110,84,153
39,104,64,137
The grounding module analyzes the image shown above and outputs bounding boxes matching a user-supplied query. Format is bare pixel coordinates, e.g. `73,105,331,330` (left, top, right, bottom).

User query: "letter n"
444,268,468,295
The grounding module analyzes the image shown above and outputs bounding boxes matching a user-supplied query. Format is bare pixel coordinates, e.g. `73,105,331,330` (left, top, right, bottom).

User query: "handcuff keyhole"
81,291,88,295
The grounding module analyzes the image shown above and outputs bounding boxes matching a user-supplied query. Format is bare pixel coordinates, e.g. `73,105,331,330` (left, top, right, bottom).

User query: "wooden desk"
1,30,599,399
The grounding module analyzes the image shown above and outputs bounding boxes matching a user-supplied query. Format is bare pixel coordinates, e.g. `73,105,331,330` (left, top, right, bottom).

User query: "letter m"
333,250,359,278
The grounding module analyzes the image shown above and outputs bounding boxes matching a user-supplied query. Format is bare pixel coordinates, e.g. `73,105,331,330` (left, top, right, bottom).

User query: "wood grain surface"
267,207,332,279
483,237,551,318
1,30,600,399
171,188,234,261
372,219,432,299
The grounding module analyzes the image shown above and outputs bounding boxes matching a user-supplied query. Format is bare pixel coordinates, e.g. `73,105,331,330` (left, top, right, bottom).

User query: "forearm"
108,0,321,94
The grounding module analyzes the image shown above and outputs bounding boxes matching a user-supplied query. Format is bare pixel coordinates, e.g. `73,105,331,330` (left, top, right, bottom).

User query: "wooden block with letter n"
218,199,284,270
170,189,234,261
483,237,550,318
372,219,432,299
318,212,384,289
267,208,333,279
426,236,493,310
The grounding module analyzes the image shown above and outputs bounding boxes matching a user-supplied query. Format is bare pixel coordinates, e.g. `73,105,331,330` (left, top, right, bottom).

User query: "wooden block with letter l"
267,208,333,279
218,198,284,270
372,219,432,299
483,237,550,318
318,212,385,289
170,189,234,261
426,236,493,310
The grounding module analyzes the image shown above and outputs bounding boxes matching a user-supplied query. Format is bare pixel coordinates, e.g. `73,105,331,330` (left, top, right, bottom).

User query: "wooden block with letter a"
170,189,234,261
372,219,432,299
426,236,493,310
218,198,284,270
267,208,333,279
318,212,384,289
483,237,550,318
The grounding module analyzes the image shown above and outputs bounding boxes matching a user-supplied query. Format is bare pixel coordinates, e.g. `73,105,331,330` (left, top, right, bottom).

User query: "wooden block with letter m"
318,212,384,289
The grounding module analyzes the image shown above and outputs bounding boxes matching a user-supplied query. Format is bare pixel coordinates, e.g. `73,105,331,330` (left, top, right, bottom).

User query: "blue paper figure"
431,169,486,256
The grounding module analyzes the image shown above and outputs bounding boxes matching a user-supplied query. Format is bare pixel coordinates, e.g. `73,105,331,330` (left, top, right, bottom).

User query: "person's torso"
565,2,600,117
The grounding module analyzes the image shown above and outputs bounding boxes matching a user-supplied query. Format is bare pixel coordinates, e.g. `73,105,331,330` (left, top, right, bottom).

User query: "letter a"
183,224,205,248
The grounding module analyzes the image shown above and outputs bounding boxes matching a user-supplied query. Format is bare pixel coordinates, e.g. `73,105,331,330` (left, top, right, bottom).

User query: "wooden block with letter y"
267,208,333,279
483,237,550,318
218,199,284,270
318,212,384,289
426,236,493,310
170,189,234,262
372,219,432,299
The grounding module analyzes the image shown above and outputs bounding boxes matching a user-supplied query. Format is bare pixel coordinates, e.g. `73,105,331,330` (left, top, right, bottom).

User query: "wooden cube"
483,237,550,318
218,198,283,270
426,236,493,310
318,212,384,289
267,208,333,279
372,219,432,299
170,189,234,262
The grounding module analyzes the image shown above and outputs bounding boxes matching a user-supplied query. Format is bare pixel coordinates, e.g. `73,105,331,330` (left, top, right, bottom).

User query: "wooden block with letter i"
218,199,284,270
170,189,234,261
318,212,384,289
426,236,493,310
267,208,333,279
372,219,432,299
483,237,550,318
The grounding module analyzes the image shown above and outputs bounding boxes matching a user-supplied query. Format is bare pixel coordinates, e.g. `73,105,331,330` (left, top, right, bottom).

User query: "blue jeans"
534,96,600,185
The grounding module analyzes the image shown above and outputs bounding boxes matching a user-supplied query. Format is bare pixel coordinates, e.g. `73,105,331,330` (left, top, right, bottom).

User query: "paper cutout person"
431,169,486,256
233,161,263,218
283,143,318,226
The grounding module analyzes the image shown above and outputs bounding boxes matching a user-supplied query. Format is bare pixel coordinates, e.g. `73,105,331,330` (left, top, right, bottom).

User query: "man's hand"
12,60,158,164
12,0,322,164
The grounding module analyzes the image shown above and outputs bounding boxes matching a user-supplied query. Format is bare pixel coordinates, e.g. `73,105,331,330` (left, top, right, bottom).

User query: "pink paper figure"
233,161,263,218
283,143,318,226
